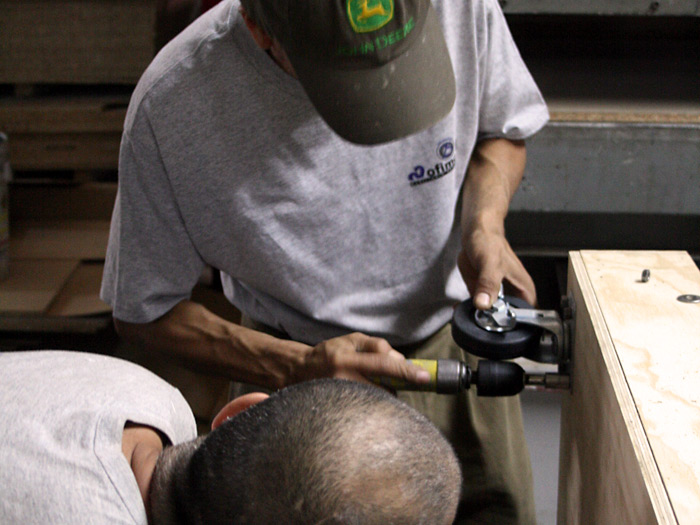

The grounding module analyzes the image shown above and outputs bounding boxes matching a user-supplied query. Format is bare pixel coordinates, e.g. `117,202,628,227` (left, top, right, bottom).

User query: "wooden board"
0,0,157,84
0,95,127,171
5,132,123,171
0,258,79,313
0,95,128,133
548,99,700,125
559,250,700,524
45,261,110,317
9,220,111,260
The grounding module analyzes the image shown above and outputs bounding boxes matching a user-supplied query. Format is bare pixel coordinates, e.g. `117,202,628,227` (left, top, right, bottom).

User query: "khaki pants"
233,318,536,525
396,323,536,525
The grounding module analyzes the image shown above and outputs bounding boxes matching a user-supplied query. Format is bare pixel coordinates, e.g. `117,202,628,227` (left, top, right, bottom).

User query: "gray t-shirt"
0,351,196,524
101,0,548,346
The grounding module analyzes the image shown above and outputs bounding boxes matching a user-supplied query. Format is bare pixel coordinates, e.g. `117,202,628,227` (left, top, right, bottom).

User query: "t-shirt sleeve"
101,105,205,323
476,0,549,141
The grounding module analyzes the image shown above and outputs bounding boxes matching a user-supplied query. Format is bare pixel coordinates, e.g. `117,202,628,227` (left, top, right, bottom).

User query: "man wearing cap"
102,0,548,522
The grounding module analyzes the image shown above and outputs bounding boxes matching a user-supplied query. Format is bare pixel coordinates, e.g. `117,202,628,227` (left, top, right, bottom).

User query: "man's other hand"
458,225,536,310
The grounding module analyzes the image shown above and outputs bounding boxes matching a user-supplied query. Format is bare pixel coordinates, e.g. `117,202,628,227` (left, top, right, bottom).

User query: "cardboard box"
0,0,158,85
0,183,114,323
0,95,128,171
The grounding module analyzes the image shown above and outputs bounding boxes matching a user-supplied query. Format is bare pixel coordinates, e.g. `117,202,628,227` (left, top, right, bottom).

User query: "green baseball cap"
242,0,456,145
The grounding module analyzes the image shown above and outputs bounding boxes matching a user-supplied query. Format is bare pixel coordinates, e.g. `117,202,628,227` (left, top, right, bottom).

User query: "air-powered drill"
373,357,528,396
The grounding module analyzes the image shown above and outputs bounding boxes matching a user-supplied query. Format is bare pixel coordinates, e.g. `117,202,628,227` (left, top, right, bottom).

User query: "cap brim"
289,4,456,145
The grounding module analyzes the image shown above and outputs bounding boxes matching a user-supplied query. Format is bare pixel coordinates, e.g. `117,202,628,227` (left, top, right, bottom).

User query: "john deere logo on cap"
348,0,394,33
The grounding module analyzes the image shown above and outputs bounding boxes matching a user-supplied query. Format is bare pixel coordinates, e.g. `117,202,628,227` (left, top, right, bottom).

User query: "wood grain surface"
559,250,700,524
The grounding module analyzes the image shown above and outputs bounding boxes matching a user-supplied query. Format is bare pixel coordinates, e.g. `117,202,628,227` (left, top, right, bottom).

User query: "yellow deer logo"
357,0,387,21
348,0,393,33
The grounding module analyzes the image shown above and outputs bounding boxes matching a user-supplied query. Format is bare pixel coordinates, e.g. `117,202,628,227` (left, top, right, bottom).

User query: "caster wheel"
452,296,541,360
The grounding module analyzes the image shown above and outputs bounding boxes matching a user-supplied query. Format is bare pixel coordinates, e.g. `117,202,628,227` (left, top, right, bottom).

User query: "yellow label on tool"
408,359,438,385
371,359,438,391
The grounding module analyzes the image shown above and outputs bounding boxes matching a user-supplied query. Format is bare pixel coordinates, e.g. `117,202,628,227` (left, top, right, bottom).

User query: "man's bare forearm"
114,300,307,389
460,138,525,236
113,300,430,390
458,138,536,307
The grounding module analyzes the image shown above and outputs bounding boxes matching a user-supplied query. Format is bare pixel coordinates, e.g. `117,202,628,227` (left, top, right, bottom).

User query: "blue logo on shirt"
437,138,454,159
407,138,455,187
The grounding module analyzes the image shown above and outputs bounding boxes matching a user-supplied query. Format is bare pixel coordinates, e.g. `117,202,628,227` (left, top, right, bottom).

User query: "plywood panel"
0,96,128,134
45,262,110,317
6,132,122,171
0,96,127,170
548,99,700,125
0,0,157,84
9,220,111,260
0,259,79,313
559,250,700,524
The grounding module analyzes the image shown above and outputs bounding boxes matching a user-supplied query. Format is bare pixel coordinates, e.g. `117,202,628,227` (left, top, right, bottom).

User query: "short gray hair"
156,378,461,524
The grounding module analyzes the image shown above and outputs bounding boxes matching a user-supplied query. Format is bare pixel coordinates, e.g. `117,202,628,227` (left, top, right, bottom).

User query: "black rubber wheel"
451,296,541,360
